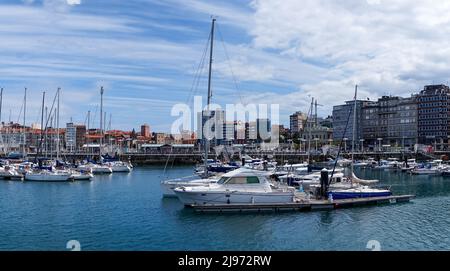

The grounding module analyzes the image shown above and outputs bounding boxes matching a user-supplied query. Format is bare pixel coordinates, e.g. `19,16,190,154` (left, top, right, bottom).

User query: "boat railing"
161,175,202,183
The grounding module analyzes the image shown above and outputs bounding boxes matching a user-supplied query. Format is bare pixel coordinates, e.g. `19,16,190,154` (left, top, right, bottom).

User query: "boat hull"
25,174,71,182
92,167,113,174
329,191,392,200
174,190,295,206
111,165,131,172
71,174,94,181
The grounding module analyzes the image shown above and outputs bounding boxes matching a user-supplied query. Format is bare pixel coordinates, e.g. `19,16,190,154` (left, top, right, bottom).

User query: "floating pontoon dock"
191,195,415,213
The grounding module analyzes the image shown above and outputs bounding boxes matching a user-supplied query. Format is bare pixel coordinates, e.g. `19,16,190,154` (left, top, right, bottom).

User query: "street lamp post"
377,138,383,152
343,138,348,153
301,139,306,153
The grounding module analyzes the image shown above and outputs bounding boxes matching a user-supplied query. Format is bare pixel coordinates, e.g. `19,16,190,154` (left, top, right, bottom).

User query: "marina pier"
192,195,415,213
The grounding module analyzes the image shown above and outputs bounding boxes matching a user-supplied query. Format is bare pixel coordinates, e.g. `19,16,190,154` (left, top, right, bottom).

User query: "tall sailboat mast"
351,85,358,187
307,97,314,165
22,88,27,159
56,87,60,160
99,86,104,162
0,88,3,125
203,18,216,176
207,18,215,110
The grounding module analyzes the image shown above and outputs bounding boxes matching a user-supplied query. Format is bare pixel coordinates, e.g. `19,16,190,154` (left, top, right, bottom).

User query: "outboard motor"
241,158,246,167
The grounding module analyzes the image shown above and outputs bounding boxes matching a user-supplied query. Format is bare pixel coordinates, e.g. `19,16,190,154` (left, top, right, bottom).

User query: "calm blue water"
1,166,450,251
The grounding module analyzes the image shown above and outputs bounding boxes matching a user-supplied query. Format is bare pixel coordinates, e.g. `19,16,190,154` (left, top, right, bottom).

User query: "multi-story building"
362,96,417,149
222,121,235,144
332,100,368,144
290,111,308,134
197,109,225,146
140,124,150,138
301,125,333,149
417,84,450,148
66,123,86,152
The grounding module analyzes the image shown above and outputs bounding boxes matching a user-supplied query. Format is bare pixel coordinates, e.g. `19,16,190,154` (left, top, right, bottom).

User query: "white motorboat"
70,170,94,181
25,170,72,182
107,161,132,173
79,163,112,174
173,168,295,206
411,160,446,175
0,166,23,180
400,159,419,172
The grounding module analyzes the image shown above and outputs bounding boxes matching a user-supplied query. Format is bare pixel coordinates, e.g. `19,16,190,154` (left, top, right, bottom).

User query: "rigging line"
83,111,88,126
35,90,58,162
92,104,98,129
216,22,245,105
329,98,354,187
189,41,210,108
16,102,24,124
187,31,212,106
163,31,212,176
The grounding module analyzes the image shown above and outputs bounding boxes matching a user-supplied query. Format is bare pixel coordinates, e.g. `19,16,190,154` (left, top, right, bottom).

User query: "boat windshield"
218,176,261,184
218,177,229,184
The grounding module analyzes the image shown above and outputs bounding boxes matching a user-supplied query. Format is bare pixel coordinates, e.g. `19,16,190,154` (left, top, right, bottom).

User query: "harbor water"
1,166,450,251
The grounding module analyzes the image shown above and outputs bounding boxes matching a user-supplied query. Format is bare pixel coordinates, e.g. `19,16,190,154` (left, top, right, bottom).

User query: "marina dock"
191,195,415,213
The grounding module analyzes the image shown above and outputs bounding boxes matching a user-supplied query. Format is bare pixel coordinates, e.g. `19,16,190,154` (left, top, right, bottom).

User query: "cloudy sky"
1,0,450,132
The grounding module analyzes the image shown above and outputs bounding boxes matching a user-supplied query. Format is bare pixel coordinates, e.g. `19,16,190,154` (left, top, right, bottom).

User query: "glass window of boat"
246,176,260,184
225,177,247,184
218,177,229,184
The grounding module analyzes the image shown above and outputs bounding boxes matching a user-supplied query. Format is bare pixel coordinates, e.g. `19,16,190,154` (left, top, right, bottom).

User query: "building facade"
65,123,86,152
417,84,450,148
362,96,417,149
290,111,307,134
140,124,150,138
332,100,368,143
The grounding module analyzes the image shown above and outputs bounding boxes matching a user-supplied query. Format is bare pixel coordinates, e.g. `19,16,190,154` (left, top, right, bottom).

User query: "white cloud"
244,0,450,117
67,0,81,5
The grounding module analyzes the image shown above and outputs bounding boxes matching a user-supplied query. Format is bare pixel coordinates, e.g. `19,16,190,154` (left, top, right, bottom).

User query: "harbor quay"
5,148,445,165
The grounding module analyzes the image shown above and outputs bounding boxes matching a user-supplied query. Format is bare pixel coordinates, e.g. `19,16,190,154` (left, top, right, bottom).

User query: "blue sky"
2,0,450,132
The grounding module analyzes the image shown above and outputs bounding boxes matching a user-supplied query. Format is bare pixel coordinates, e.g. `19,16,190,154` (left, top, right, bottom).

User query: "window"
246,176,260,184
223,176,260,184
218,177,229,184
225,177,247,184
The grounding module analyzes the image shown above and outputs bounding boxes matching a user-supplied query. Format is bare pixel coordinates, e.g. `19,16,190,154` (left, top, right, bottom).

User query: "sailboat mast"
307,98,313,164
0,88,3,125
99,86,104,162
23,88,27,159
207,18,215,110
56,87,60,160
40,92,45,159
203,18,215,176
351,85,358,186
